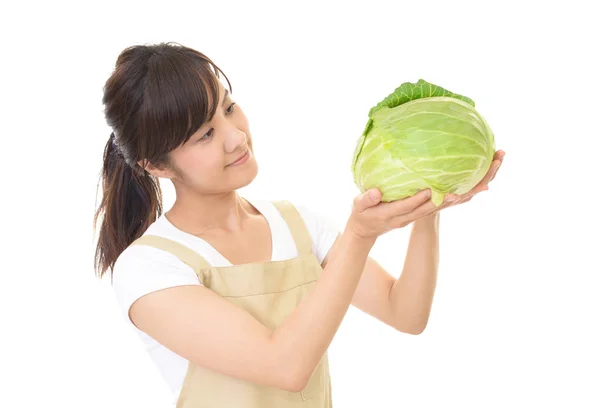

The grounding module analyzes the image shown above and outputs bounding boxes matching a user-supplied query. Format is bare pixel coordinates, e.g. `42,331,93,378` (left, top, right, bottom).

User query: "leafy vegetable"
352,79,495,205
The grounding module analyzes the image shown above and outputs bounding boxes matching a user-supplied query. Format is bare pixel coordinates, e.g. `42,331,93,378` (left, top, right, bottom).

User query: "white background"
2,0,599,407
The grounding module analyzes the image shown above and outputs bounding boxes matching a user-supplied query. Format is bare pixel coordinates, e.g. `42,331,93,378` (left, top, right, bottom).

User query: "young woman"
93,42,503,408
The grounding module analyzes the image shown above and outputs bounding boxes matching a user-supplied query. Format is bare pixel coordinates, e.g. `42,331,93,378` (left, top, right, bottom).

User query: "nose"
223,124,247,154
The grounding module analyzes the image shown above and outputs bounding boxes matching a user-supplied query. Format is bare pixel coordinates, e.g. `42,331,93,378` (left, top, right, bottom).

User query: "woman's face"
167,81,258,194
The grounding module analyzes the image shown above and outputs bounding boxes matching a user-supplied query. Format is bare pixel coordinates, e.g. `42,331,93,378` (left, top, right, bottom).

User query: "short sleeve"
295,205,341,264
111,244,203,326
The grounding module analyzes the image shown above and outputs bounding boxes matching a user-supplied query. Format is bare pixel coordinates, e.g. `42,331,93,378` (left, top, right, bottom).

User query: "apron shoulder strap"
271,200,312,257
129,235,212,275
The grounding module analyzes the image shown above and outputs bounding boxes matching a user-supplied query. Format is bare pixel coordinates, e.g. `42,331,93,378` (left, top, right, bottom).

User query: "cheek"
179,148,223,178
196,151,224,176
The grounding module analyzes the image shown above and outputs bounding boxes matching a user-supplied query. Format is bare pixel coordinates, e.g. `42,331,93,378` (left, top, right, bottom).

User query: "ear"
137,159,176,179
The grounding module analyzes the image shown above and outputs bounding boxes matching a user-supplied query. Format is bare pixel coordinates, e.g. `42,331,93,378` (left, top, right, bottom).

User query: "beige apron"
130,200,333,407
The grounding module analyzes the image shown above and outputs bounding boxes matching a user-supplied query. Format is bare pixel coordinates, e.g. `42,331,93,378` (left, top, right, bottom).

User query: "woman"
93,42,504,407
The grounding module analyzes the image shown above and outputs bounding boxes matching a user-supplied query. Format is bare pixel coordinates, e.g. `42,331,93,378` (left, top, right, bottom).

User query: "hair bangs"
138,51,227,161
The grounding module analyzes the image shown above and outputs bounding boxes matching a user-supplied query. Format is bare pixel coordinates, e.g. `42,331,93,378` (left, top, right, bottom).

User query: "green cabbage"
352,79,496,206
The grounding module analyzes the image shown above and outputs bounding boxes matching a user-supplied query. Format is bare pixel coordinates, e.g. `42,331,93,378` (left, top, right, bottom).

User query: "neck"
165,190,256,237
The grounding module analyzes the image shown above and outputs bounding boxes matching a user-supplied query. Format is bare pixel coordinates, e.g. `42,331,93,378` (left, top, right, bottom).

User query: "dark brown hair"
93,42,232,279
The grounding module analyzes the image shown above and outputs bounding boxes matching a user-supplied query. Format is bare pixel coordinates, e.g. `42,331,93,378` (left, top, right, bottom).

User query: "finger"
469,183,489,196
436,194,461,209
354,188,382,213
376,188,432,217
457,157,497,199
478,160,501,187
490,160,503,182
488,160,501,181
392,196,440,225
431,194,457,210
454,193,474,204
488,150,505,181
418,192,466,217
444,193,461,204
353,188,382,213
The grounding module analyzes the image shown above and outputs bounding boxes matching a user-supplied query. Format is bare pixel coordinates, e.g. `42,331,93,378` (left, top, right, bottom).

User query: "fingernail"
368,189,378,200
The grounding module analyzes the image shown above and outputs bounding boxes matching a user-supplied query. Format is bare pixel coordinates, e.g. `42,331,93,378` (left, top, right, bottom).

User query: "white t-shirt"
111,197,340,405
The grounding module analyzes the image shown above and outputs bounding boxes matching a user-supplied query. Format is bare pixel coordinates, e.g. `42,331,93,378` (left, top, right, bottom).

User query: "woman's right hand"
347,188,436,239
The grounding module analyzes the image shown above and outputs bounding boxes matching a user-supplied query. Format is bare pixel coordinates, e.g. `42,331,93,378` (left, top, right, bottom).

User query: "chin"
233,159,259,189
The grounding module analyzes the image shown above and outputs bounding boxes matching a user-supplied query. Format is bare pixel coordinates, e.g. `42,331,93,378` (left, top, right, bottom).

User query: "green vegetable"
352,79,496,206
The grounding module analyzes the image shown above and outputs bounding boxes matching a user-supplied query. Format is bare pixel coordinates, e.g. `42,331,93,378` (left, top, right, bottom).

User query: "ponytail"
94,42,232,280
93,132,163,279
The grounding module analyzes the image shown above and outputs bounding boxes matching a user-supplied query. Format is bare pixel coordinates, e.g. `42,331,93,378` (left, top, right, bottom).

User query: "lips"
227,150,249,166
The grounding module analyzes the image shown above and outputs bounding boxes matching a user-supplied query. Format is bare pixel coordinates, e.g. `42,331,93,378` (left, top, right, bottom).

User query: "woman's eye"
200,129,213,141
227,102,236,114
198,103,236,142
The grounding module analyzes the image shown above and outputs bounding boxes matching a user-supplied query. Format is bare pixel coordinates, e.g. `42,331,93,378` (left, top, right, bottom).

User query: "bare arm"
129,226,374,392
346,150,505,334
129,189,434,392
270,226,375,388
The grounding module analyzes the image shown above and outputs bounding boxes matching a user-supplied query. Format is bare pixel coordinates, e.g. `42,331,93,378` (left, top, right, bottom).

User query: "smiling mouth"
227,150,249,167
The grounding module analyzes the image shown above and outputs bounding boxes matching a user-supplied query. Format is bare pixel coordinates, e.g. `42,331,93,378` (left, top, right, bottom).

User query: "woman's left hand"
436,149,505,209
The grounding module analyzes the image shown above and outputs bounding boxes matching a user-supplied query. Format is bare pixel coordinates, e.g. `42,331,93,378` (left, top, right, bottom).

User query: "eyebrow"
193,89,229,138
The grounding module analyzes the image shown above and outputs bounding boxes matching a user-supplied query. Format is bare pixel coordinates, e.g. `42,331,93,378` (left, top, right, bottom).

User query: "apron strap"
271,200,313,257
129,235,212,273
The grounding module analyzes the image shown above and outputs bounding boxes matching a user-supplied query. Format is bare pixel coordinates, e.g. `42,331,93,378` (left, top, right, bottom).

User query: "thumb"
354,188,382,212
